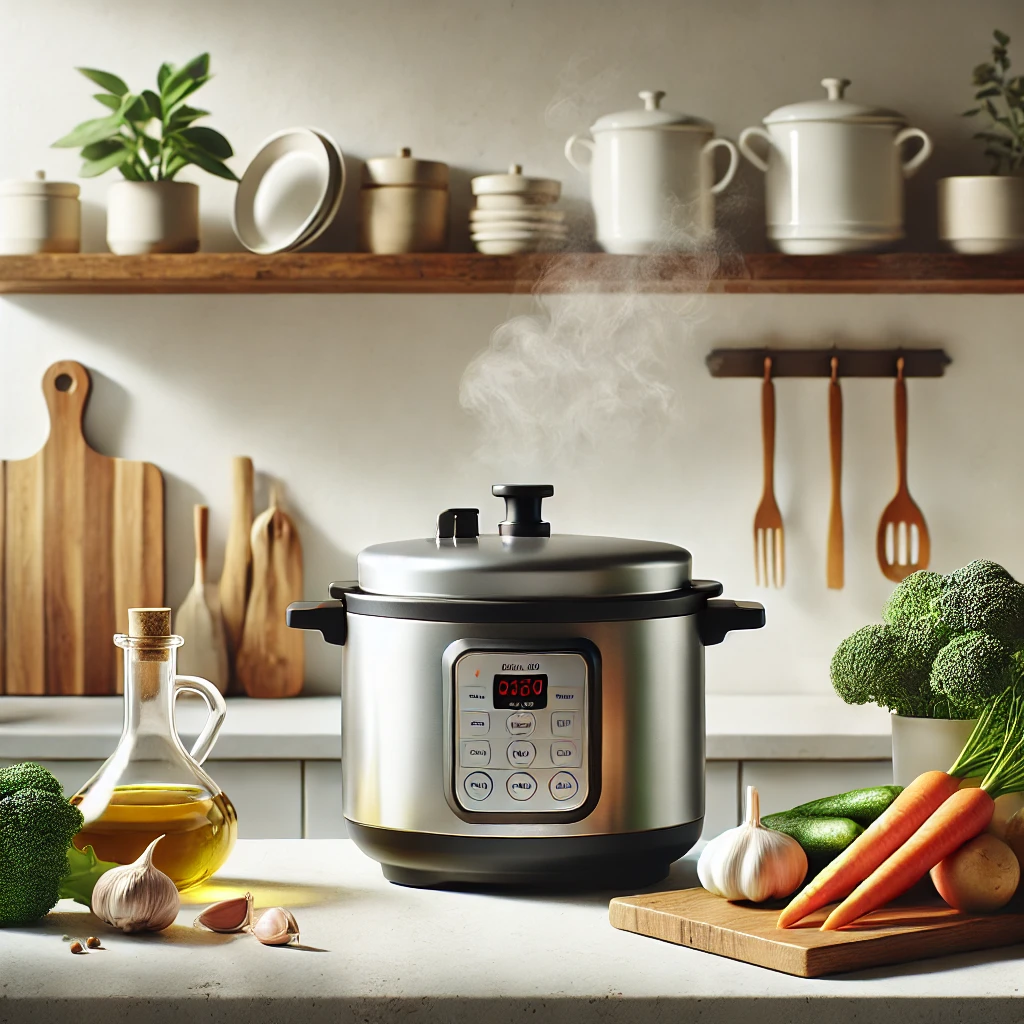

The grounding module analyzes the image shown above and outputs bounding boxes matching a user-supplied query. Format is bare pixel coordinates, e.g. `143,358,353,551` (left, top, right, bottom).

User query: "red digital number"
533,678,543,695
498,679,509,695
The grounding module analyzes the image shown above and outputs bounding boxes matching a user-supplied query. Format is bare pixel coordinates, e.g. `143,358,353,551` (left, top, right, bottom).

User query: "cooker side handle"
286,600,347,646
698,599,765,647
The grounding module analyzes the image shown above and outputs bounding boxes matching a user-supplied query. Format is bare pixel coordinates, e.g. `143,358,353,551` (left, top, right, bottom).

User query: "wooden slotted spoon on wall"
876,356,931,581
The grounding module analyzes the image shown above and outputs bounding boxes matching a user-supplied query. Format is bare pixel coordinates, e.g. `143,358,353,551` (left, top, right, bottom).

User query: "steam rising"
459,247,725,461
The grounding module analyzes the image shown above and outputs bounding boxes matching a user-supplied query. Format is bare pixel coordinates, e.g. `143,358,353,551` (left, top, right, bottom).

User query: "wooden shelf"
1,252,1023,295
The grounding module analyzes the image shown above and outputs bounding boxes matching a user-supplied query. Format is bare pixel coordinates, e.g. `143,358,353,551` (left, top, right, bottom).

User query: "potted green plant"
53,54,238,254
939,30,1024,253
831,560,1024,791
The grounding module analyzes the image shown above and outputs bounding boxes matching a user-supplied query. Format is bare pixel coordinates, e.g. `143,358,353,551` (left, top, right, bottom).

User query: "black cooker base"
348,820,702,890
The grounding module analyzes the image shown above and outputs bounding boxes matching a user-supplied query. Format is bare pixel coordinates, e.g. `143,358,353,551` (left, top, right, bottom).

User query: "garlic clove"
252,906,300,946
194,893,253,933
697,786,808,903
90,835,181,933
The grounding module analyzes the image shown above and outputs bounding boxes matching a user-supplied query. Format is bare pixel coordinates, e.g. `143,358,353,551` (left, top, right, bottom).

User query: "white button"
459,686,489,710
506,712,536,736
460,712,490,735
550,740,580,767
548,686,581,709
460,740,491,767
464,772,493,801
507,773,538,801
549,772,579,801
507,740,536,767
551,711,578,736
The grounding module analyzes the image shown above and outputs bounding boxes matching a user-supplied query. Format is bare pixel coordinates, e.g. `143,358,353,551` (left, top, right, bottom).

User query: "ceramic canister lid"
763,78,906,125
589,90,714,132
0,170,80,198
361,148,449,188
470,165,561,199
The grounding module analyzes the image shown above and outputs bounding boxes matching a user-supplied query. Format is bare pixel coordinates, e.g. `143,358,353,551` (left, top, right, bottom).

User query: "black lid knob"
492,484,554,538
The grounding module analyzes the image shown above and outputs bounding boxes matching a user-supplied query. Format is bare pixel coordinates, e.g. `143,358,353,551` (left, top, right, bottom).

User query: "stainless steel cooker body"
289,485,764,888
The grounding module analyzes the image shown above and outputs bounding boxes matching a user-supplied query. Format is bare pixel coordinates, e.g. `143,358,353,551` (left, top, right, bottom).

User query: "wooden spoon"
876,357,931,581
827,357,844,589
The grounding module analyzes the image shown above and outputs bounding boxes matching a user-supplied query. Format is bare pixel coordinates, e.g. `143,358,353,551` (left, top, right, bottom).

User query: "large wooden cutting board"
610,887,1024,977
1,360,164,695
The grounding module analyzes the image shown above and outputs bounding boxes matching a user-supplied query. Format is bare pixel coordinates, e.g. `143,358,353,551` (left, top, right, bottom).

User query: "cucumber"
761,814,864,875
777,785,903,827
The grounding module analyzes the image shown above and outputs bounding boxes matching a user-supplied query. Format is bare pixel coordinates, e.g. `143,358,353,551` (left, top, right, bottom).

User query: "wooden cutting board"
0,360,164,695
610,887,1024,977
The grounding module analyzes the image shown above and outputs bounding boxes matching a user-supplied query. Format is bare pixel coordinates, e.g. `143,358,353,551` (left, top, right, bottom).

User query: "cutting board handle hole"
54,373,75,393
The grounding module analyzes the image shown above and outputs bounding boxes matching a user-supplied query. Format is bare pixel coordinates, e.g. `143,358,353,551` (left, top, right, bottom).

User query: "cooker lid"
763,77,906,125
590,90,713,132
356,484,693,600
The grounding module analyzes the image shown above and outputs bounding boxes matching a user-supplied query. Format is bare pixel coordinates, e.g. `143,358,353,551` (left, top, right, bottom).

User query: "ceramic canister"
0,172,80,254
738,77,933,254
565,90,739,254
360,148,449,254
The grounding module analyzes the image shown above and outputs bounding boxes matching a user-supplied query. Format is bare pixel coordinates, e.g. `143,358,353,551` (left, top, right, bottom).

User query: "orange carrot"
776,770,961,928
820,786,995,930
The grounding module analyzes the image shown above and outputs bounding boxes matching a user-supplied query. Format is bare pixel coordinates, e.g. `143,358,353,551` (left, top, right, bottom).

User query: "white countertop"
0,693,893,761
3,839,1023,1023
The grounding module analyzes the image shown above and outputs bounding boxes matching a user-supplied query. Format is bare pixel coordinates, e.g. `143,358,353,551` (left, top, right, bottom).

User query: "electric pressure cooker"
288,485,764,889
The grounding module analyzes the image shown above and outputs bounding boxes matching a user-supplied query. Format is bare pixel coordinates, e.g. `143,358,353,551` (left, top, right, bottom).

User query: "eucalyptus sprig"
963,30,1024,174
52,55,238,182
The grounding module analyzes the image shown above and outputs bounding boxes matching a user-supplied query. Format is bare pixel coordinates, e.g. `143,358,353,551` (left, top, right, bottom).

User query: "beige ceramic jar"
0,172,80,254
359,148,449,253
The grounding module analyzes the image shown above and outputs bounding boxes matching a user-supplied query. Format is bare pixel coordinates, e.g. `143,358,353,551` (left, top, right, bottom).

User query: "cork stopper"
128,607,172,637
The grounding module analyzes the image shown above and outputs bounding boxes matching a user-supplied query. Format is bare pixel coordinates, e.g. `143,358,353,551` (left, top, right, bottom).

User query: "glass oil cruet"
71,607,237,891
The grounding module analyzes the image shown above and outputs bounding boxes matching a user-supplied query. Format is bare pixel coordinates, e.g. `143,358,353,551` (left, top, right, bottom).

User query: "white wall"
2,0,1022,697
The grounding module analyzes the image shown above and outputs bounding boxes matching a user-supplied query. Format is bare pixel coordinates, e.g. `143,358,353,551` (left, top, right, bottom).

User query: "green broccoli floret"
0,762,113,926
929,631,1023,717
883,570,946,633
931,560,1024,641
831,623,941,717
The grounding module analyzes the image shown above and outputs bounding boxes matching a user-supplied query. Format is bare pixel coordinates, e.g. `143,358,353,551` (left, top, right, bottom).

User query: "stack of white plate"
233,128,345,254
470,165,564,255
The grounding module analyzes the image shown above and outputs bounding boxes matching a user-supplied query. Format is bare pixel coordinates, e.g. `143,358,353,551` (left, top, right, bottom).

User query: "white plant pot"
890,714,976,788
107,180,199,255
938,175,1024,254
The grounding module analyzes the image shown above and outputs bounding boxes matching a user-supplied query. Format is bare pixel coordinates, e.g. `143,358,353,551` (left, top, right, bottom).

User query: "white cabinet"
206,761,303,839
702,761,739,839
742,761,893,818
303,761,347,838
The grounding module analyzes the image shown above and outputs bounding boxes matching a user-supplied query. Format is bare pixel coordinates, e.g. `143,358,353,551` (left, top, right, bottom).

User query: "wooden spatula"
753,356,785,588
174,504,229,693
876,357,931,582
827,357,844,590
219,455,253,693
237,485,304,699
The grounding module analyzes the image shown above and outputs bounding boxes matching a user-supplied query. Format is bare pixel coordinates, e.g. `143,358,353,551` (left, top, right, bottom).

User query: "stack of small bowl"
470,165,565,254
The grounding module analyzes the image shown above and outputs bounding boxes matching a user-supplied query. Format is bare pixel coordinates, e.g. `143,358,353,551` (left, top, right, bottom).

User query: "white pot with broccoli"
832,559,1024,823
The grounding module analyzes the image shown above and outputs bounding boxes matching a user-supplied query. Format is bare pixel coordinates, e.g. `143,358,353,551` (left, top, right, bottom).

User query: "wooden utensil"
0,360,164,695
827,356,844,589
236,485,304,699
174,504,229,693
876,357,931,582
753,356,785,588
610,887,1024,978
219,455,253,692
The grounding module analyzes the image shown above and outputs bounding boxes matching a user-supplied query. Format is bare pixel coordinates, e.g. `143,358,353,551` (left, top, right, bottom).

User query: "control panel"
451,650,590,815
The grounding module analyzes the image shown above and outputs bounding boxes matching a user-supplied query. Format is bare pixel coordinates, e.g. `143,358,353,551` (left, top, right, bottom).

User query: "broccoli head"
883,571,945,633
929,630,1023,717
0,762,84,926
831,623,940,717
931,560,1024,641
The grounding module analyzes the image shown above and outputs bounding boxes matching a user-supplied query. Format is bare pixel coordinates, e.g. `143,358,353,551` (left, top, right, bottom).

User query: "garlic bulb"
90,835,180,933
697,786,807,902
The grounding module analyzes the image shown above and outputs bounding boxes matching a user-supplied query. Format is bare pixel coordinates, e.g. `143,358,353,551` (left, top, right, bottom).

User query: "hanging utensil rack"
706,348,951,378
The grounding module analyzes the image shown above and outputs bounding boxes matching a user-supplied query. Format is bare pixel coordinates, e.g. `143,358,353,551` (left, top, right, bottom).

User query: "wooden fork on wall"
754,356,785,588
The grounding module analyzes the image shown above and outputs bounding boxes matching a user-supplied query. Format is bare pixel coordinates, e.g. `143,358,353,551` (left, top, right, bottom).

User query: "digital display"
493,674,548,709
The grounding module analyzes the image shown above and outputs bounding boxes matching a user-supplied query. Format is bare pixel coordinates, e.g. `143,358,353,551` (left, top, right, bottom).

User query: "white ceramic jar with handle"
565,90,738,254
738,78,933,254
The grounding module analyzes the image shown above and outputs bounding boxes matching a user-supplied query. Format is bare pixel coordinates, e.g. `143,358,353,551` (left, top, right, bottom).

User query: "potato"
930,833,1020,913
